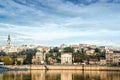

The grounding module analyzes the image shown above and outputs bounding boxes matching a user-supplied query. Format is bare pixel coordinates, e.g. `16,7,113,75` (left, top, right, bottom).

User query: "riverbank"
0,65,27,73
4,65,120,71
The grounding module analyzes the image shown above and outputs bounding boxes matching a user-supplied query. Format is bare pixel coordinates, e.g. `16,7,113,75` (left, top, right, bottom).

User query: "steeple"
7,34,11,45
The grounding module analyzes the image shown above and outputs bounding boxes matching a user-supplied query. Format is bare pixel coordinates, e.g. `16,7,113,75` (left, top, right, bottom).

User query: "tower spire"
7,34,11,45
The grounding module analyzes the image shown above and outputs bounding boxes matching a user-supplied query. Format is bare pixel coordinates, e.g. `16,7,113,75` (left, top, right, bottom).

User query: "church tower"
7,34,11,46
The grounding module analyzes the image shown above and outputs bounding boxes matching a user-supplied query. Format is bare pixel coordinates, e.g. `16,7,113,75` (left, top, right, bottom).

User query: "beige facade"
106,49,120,65
106,49,114,64
2,46,18,53
36,48,44,64
32,56,36,64
17,56,26,65
113,53,120,65
89,59,99,65
85,49,95,55
61,53,72,64
100,59,106,65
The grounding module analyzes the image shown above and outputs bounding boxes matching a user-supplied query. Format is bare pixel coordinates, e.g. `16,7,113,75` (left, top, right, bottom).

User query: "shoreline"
3,65,120,71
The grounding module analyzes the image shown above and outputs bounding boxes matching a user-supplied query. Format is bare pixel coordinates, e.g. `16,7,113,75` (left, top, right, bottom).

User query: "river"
0,70,120,80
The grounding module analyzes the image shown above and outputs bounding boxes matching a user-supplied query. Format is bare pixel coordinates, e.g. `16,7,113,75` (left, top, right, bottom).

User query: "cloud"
0,0,120,46
0,22,120,45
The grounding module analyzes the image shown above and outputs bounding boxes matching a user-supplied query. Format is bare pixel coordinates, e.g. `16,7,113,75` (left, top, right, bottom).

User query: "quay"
4,65,120,71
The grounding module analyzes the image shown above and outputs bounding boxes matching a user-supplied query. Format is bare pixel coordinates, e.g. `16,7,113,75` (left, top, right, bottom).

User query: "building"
32,56,36,64
60,44,68,48
36,48,44,64
85,49,95,55
47,57,56,64
106,49,120,65
61,53,72,64
89,59,99,65
70,45,79,52
2,46,18,54
100,58,106,65
17,55,26,65
106,49,114,64
113,51,120,65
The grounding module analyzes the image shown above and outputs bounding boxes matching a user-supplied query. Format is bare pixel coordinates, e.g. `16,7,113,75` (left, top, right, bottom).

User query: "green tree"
81,48,85,54
2,56,13,65
73,53,81,62
100,49,106,58
95,48,100,53
9,53,17,64
48,47,61,63
49,47,59,53
23,49,37,64
63,47,74,53
94,48,102,60
53,47,59,53
17,60,21,65
0,59,2,62
17,50,26,55
0,50,6,56
49,49,54,54
45,53,52,64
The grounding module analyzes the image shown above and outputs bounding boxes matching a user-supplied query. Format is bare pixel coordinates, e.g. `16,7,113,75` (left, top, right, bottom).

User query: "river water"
0,70,120,80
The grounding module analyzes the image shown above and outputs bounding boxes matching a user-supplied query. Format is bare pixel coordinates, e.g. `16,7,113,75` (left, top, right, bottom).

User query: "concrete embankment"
4,65,120,71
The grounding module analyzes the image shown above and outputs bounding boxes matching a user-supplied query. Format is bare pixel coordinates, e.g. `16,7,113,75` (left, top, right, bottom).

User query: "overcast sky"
0,0,120,46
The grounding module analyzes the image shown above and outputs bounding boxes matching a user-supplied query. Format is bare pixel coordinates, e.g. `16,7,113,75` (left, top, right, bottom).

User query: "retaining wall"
4,65,120,71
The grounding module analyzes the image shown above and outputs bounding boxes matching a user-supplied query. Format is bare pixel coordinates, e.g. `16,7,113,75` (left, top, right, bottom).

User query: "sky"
0,0,120,46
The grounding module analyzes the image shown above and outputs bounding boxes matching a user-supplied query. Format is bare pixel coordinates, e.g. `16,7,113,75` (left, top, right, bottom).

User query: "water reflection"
0,70,120,80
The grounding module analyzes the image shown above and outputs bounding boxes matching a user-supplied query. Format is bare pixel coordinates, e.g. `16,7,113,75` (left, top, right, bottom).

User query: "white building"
36,48,44,64
2,46,18,53
61,53,72,64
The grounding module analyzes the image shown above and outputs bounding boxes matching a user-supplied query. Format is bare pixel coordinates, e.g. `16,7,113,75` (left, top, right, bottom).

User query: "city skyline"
0,0,120,46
